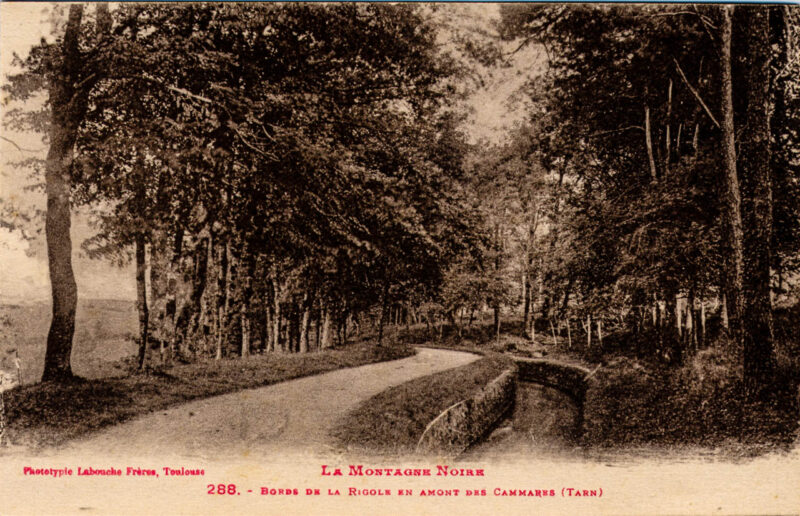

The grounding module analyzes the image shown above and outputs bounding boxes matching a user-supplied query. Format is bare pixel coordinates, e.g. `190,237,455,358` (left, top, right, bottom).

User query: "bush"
582,347,800,454
582,356,670,446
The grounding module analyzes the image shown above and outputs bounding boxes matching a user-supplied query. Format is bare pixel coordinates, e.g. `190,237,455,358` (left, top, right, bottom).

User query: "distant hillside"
0,298,138,385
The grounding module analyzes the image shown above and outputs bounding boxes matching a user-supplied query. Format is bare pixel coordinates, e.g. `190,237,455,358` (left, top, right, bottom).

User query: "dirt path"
55,347,477,459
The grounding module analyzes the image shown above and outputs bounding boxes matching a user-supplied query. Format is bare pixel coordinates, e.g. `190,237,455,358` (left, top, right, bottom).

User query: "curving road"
55,347,478,460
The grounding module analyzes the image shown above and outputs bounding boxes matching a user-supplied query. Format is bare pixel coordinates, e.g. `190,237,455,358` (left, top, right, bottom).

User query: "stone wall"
413,351,594,457
513,357,592,435
513,358,591,404
416,368,517,457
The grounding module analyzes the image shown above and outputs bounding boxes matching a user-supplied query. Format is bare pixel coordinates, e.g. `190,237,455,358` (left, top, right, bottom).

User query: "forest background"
1,3,799,454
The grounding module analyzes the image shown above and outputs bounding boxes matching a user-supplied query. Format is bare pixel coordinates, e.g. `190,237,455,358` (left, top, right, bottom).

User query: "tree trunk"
651,301,658,327
378,279,389,345
200,236,214,355
350,312,360,337
740,7,776,392
135,232,149,371
645,103,657,180
560,277,574,317
238,252,253,358
596,318,603,348
585,314,592,348
240,307,250,358
665,294,679,363
224,245,235,353
261,300,270,353
182,235,209,355
686,296,695,351
164,230,183,363
40,3,112,381
289,303,299,352
721,293,729,331
272,279,282,352
664,79,673,176
315,309,321,351
0,390,5,446
686,287,697,351
565,318,572,349
214,239,227,360
494,305,501,341
239,261,250,359
41,5,85,382
267,304,276,352
700,302,707,346
320,305,332,349
719,5,745,361
522,269,531,338
299,291,310,353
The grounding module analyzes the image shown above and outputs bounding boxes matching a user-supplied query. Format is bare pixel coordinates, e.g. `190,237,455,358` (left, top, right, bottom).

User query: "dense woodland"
2,3,799,423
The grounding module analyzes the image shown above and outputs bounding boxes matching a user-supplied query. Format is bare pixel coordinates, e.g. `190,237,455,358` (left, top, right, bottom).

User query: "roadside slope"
57,347,478,459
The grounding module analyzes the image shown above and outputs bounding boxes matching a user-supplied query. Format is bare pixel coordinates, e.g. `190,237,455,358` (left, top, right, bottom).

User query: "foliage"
494,5,800,374
582,348,799,451
3,4,489,367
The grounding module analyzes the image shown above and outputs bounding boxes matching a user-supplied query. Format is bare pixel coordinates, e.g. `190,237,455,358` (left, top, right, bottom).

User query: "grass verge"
330,354,512,456
2,342,413,449
581,349,800,457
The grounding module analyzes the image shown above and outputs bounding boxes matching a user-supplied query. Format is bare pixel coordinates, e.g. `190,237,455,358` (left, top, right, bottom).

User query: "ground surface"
49,347,478,459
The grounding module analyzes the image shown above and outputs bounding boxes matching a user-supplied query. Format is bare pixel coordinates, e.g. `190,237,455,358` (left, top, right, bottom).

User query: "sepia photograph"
1,2,799,514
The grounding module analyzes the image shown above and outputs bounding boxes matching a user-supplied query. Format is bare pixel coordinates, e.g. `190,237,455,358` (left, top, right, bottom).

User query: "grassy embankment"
1,299,413,449
330,354,511,456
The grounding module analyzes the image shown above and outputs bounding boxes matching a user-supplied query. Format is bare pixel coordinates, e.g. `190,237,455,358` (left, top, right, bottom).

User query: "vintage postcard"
1,2,799,515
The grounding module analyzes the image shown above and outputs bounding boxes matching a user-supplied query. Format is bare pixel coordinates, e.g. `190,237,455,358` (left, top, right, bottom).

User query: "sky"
1,4,58,304
0,2,540,304
1,3,137,303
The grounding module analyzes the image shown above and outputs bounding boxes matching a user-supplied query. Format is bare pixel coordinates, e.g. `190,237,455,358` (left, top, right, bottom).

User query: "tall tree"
739,7,776,392
40,5,110,381
719,5,746,361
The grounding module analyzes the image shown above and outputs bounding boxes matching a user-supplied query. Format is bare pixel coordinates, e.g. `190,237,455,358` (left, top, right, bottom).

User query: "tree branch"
673,58,720,129
589,126,644,137
0,135,43,153
227,122,279,162
641,11,717,29
137,74,213,105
